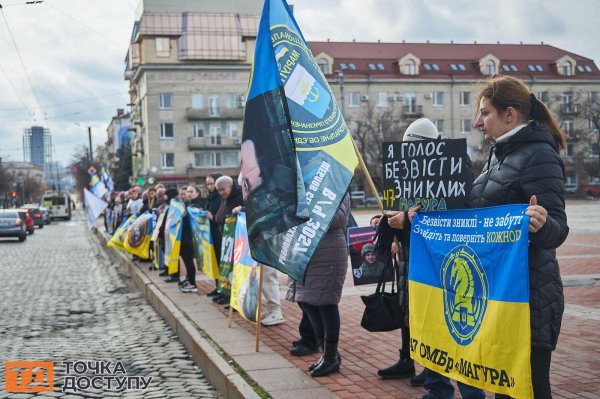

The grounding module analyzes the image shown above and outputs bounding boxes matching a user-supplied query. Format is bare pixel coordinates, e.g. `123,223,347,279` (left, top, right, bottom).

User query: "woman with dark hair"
471,75,569,398
179,184,205,293
205,173,223,297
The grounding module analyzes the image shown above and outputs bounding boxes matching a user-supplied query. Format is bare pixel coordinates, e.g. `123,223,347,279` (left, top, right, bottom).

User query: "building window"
588,91,599,102
577,65,585,72
193,123,204,138
340,63,348,70
160,123,174,139
209,123,222,145
423,63,431,71
225,93,237,109
485,60,496,75
563,120,574,134
563,91,574,105
459,91,471,106
377,63,385,71
433,119,444,133
209,95,220,117
432,91,444,106
195,152,209,167
590,145,599,158
226,122,238,138
562,61,573,76
458,64,466,71
502,64,511,72
161,153,175,169
585,66,593,72
404,59,416,75
450,64,458,71
368,63,376,71
195,151,238,167
460,119,471,134
317,58,329,74
536,65,543,71
348,63,356,70
528,64,536,72
159,93,173,109
432,64,440,71
537,91,549,103
155,38,170,57
377,92,388,107
590,119,598,131
566,143,574,157
222,151,238,167
404,93,417,113
348,92,360,108
191,93,203,109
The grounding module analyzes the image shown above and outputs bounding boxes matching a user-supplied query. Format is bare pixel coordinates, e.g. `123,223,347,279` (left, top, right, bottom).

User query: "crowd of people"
102,76,568,398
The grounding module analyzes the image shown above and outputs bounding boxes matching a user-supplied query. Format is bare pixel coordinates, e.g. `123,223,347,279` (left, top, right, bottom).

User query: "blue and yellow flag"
409,205,532,398
188,207,219,279
107,215,137,252
230,212,262,323
89,172,108,199
164,199,184,276
123,212,153,259
242,0,357,283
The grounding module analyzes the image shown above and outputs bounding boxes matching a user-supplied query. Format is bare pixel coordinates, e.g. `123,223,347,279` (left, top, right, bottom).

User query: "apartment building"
124,0,262,186
312,41,600,192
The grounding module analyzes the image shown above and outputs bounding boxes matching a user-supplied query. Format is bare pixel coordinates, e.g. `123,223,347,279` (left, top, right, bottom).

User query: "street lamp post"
75,123,93,164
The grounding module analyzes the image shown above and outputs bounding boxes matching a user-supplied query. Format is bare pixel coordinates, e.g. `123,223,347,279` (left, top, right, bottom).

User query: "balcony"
561,104,580,115
402,105,424,119
188,136,241,150
186,108,244,121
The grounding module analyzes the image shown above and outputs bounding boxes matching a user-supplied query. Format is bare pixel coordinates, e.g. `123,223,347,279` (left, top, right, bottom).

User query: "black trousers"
495,346,552,399
298,302,340,344
298,303,318,349
180,244,195,285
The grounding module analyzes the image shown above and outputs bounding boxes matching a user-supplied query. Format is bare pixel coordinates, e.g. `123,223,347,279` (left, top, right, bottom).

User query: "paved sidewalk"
100,201,600,398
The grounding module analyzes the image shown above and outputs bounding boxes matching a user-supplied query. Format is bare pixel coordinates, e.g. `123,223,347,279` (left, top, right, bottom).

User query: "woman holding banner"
471,75,569,398
291,193,350,378
179,184,205,293
204,173,223,298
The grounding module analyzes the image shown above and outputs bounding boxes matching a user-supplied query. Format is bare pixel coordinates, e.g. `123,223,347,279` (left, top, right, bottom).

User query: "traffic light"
11,191,16,197
135,177,146,185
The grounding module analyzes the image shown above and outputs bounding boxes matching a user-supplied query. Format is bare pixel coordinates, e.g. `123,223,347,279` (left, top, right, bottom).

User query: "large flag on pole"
241,0,358,282
89,172,108,199
409,205,532,398
83,188,108,230
100,164,114,193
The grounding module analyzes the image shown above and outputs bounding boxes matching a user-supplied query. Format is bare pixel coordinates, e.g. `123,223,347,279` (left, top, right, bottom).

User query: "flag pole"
255,266,264,352
227,303,234,328
350,137,385,213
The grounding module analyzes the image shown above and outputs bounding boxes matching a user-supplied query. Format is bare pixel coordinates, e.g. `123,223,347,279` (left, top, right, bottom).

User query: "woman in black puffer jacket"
470,76,569,399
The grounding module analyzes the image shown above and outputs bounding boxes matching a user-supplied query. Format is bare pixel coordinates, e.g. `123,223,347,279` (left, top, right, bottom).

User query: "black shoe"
217,296,230,305
310,340,340,377
158,270,168,277
164,276,179,283
292,338,302,346
290,343,319,356
410,369,426,387
178,279,186,286
212,294,225,302
223,304,230,310
377,357,415,379
207,289,219,297
309,351,340,371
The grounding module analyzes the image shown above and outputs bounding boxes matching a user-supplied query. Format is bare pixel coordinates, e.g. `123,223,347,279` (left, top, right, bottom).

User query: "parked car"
0,210,27,242
26,207,44,228
39,206,51,224
582,184,600,198
16,209,35,235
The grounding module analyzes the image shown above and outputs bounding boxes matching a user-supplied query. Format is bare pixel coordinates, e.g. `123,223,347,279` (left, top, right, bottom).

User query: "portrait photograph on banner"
218,214,237,296
347,226,391,285
188,207,219,279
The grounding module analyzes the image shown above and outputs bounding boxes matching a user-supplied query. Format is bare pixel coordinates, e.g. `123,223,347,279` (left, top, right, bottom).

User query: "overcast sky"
1,0,598,167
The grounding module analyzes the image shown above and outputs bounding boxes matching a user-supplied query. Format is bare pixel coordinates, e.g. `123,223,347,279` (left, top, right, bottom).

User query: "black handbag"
360,256,404,332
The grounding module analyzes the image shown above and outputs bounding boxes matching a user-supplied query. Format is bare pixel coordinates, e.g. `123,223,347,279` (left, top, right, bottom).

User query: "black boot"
308,336,324,371
410,369,426,386
377,351,415,379
310,340,340,377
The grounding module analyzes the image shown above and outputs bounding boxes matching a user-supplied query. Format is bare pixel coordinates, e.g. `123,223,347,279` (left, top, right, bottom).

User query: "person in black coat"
470,75,569,399
204,173,223,297
179,184,205,293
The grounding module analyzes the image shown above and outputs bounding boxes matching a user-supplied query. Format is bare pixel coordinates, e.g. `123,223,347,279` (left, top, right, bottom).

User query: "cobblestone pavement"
0,212,221,399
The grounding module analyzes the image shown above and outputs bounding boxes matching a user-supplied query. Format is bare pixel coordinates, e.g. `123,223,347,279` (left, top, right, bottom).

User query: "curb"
92,229,261,399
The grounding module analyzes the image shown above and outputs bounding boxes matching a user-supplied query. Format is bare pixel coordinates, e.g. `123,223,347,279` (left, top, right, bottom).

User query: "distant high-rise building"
23,126,53,177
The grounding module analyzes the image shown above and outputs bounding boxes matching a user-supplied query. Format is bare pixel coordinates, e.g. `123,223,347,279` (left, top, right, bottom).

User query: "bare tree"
579,94,600,179
350,100,403,193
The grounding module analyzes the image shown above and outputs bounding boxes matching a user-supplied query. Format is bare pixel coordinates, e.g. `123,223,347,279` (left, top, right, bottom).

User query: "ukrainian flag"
123,212,153,259
187,207,219,279
164,199,184,276
107,215,137,252
409,205,533,398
